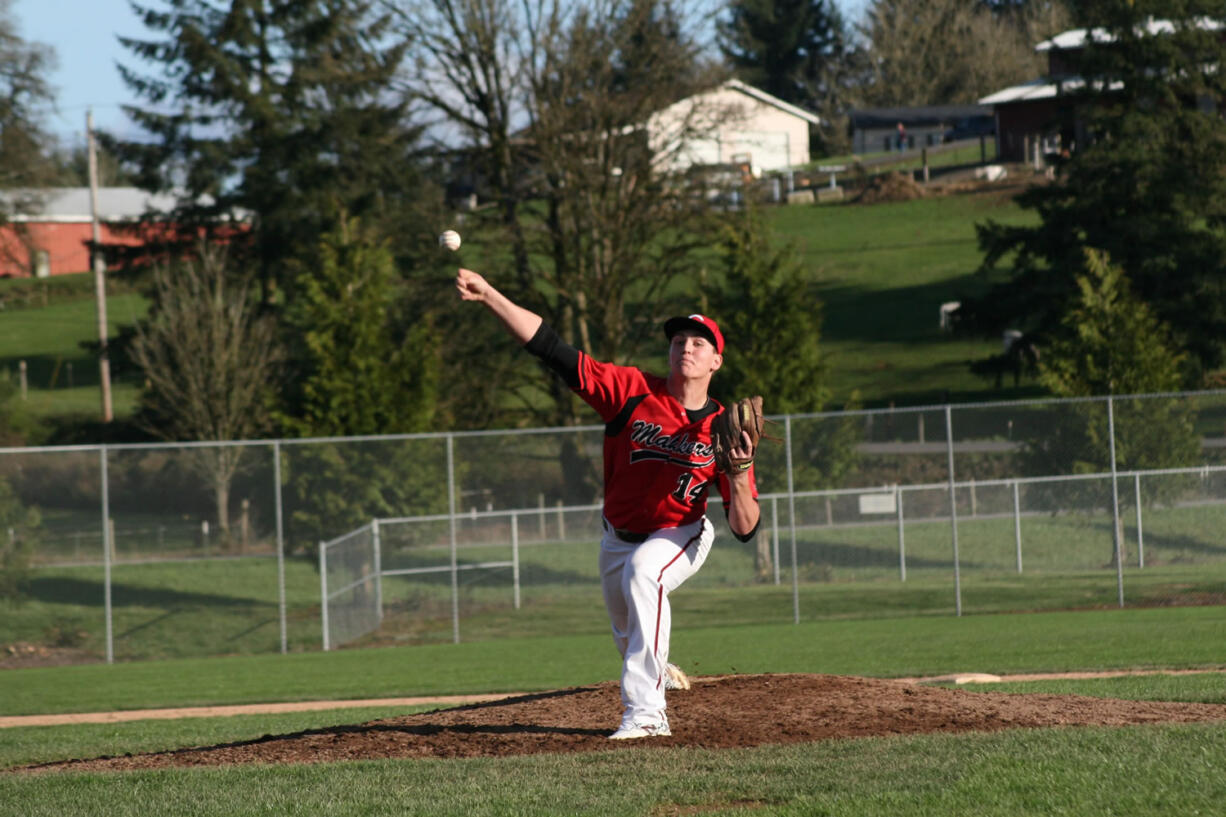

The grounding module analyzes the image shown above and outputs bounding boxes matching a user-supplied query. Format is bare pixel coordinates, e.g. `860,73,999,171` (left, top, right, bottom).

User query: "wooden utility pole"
87,109,113,422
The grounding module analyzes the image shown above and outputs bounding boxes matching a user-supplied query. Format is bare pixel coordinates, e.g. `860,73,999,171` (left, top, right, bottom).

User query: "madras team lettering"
628,420,715,468
625,420,716,506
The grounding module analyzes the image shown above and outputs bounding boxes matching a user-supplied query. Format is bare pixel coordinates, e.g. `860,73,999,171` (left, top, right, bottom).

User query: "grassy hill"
767,182,1042,408
1,288,147,428
0,182,1043,435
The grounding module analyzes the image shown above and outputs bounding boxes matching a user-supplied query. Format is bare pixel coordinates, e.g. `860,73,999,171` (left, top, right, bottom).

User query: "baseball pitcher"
456,267,763,739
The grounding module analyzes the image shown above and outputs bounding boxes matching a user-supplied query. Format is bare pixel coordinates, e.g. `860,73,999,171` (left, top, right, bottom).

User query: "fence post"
372,519,383,625
771,496,780,586
944,405,962,616
511,512,521,610
447,433,460,644
1108,396,1124,607
1135,472,1144,568
896,485,906,582
319,540,329,651
100,445,113,664
785,416,799,625
273,440,287,654
1013,480,1023,573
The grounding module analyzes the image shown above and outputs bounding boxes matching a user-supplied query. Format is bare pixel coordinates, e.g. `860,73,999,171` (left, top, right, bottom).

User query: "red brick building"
0,187,232,278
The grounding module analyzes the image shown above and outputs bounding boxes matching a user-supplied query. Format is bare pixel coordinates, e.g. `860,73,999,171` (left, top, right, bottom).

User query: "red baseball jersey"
574,351,758,533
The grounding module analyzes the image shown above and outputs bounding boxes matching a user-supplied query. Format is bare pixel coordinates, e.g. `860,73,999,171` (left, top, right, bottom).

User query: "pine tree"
1022,250,1198,511
0,0,58,193
276,216,445,553
718,0,858,152
110,0,423,299
1040,249,1186,398
961,0,1226,381
279,215,437,437
0,0,63,272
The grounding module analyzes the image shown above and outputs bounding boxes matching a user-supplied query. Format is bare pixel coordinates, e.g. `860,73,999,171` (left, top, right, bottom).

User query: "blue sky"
14,0,871,146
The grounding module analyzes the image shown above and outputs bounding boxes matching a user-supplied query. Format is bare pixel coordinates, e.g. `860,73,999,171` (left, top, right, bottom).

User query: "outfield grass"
4,606,1223,716
9,488,1226,662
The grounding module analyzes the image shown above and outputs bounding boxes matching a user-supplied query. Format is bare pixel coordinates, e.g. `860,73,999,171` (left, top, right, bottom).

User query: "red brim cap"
664,314,724,354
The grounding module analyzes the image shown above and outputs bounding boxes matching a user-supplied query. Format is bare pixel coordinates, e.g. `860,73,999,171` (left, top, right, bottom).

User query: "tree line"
3,0,1226,554
5,0,1053,447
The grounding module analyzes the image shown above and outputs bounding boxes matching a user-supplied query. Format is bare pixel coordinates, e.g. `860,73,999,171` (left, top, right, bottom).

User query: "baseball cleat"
664,662,691,691
609,715,671,740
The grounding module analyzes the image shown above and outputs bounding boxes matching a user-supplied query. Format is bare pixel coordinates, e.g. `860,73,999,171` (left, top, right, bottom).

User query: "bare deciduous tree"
0,0,60,274
386,0,740,430
129,243,283,540
858,0,1070,107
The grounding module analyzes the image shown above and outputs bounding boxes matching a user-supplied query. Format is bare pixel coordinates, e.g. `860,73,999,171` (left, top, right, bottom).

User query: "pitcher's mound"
22,673,1226,773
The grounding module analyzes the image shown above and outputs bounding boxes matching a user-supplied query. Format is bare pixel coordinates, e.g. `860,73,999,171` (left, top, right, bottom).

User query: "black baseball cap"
664,314,725,354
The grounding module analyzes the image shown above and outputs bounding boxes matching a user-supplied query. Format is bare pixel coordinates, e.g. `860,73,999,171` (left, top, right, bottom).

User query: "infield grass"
3,609,1224,814
3,721,1225,816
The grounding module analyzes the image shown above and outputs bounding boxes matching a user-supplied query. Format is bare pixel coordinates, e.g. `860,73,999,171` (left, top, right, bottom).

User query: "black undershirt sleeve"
524,322,581,388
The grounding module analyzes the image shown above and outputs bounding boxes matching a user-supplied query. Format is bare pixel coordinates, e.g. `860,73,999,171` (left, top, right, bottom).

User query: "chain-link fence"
5,390,1226,663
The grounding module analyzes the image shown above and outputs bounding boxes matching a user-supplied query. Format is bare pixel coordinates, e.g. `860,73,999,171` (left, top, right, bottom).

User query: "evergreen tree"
277,215,444,553
1040,249,1186,398
707,207,860,488
279,215,437,437
110,0,423,300
960,1,1226,381
0,0,58,193
718,0,859,153
1022,250,1198,517
707,207,827,413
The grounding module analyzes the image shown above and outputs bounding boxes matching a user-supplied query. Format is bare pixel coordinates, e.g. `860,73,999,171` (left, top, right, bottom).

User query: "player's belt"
602,518,650,543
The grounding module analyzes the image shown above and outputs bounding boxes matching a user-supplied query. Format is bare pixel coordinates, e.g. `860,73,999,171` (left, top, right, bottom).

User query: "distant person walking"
897,122,907,153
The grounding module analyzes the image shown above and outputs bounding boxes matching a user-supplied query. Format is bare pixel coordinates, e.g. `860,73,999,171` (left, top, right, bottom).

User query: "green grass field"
3,179,1223,814
2,610,1224,815
767,188,1040,407
0,291,146,420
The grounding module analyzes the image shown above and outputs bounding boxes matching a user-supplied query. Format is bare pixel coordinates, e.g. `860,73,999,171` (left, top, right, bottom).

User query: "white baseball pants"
599,516,713,724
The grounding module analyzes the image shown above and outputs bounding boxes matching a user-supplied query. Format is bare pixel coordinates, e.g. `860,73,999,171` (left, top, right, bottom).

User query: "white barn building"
648,79,821,177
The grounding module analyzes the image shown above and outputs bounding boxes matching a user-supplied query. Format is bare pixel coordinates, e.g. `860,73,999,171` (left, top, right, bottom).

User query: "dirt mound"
18,673,1226,773
855,171,928,203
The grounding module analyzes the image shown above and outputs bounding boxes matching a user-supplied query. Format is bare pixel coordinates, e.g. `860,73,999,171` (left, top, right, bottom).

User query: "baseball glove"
711,395,764,473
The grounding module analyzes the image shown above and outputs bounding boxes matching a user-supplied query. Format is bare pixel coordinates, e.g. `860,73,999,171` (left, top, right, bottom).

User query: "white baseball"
439,230,462,252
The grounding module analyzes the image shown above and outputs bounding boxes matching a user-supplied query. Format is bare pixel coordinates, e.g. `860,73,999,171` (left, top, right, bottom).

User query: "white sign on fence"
858,492,897,515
